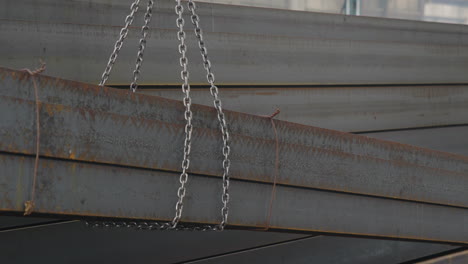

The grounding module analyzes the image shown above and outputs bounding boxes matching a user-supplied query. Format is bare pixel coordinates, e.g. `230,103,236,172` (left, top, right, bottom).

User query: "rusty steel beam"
363,126,468,156
2,154,468,244
1,67,468,206
0,67,468,243
142,86,468,133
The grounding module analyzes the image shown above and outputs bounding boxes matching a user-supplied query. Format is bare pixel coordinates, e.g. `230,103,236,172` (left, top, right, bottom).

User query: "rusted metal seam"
3,94,468,175
4,67,468,169
1,95,468,208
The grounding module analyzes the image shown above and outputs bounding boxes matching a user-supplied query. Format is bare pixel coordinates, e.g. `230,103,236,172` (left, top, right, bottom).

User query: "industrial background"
1,0,468,263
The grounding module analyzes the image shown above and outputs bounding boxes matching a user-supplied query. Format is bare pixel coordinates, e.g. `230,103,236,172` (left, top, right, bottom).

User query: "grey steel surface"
2,153,468,244
189,236,458,264
5,0,468,44
1,68,468,243
364,126,468,156
2,1,468,85
143,86,468,132
2,68,468,208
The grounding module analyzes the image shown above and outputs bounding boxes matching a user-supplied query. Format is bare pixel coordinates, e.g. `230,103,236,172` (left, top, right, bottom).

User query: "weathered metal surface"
2,1,468,85
189,236,458,264
1,67,468,209
418,250,468,264
364,126,468,156
143,86,468,132
2,125,465,263
0,219,307,264
0,219,457,264
1,154,468,244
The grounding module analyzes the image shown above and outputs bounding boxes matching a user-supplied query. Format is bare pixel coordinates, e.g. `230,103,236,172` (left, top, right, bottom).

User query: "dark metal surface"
1,68,468,209
0,218,306,264
0,217,459,264
1,153,468,244
188,236,457,264
143,86,468,132
418,250,468,264
0,216,56,229
2,1,468,85
0,215,459,264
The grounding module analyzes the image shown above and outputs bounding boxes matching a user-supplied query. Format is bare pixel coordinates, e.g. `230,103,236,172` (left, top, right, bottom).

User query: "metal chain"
99,0,141,87
187,0,231,230
130,0,154,92
86,221,215,231
163,0,194,230
87,0,230,231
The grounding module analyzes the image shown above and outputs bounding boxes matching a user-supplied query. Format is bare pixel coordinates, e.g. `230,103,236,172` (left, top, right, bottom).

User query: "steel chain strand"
99,0,141,87
86,0,229,231
187,0,231,231
130,0,154,92
164,0,196,230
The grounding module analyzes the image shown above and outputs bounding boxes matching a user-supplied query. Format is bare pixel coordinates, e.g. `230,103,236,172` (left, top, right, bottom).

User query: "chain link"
166,0,194,230
187,0,231,230
85,220,216,231
130,0,154,92
89,0,231,231
99,0,141,87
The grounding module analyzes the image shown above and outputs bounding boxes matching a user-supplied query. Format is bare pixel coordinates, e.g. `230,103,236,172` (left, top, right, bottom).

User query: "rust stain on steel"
1,70,467,169
1,75,466,163
1,153,467,244
1,67,468,208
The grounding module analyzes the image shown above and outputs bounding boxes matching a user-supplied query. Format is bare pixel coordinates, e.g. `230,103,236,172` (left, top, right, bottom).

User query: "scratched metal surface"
1,154,467,244
2,1,468,85
1,68,468,208
142,86,468,132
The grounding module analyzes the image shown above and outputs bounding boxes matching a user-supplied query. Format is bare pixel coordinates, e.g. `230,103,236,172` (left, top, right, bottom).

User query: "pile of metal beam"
1,67,467,245
1,1,468,262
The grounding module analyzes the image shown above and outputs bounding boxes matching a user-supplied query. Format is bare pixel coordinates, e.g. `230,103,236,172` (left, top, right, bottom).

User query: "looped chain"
167,0,193,230
130,0,154,92
99,0,141,87
187,0,231,230
91,0,231,231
